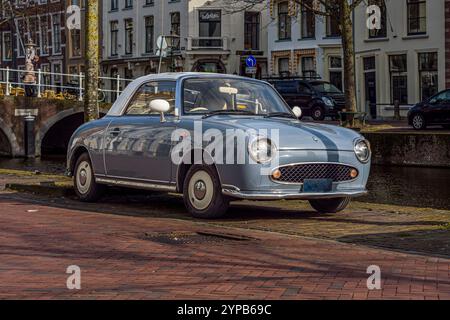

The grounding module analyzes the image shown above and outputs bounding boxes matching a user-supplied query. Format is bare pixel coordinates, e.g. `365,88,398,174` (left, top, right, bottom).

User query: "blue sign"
246,55,257,68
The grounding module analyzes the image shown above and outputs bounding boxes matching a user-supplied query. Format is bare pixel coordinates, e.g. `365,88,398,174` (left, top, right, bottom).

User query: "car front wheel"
311,106,325,121
412,114,426,130
183,165,229,219
74,153,105,202
309,197,351,213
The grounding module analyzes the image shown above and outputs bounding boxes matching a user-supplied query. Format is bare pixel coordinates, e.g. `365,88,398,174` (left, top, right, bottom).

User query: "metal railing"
0,67,133,103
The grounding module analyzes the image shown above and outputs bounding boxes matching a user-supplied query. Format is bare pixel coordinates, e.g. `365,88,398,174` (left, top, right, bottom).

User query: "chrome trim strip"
270,162,359,185
222,189,368,200
96,177,177,192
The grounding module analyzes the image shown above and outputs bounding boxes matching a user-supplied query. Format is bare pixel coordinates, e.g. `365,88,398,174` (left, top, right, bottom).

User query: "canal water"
0,157,449,210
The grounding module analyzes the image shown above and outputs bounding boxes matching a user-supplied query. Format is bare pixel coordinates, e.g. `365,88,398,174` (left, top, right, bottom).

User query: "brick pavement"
0,195,449,300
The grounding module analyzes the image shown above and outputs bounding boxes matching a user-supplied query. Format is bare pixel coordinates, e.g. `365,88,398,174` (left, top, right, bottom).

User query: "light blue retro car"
67,73,371,218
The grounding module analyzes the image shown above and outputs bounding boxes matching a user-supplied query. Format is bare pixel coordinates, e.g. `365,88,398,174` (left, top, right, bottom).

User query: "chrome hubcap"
194,180,207,200
188,170,214,210
76,161,92,195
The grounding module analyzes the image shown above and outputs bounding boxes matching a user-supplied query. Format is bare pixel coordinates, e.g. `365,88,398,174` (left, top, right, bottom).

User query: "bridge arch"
37,107,108,157
0,118,20,157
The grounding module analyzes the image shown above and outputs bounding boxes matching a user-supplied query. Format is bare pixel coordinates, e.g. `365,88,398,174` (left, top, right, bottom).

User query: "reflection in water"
0,157,449,210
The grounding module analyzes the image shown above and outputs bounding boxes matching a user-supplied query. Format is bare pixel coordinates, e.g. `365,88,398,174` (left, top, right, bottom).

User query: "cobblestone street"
0,189,449,300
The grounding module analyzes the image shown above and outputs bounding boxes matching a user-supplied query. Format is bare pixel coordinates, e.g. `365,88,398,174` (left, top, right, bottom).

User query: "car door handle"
110,128,120,136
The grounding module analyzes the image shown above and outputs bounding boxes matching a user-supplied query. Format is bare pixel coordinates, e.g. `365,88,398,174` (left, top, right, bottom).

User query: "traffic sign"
246,55,257,68
156,36,168,50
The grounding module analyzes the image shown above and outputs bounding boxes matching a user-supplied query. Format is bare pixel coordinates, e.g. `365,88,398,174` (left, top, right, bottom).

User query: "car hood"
203,116,361,151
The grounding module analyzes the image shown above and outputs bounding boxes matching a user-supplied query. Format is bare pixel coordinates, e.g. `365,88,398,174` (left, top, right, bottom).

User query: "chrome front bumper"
222,188,368,200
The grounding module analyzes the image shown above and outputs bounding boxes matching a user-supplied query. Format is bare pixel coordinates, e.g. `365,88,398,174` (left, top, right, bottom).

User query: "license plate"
303,179,332,193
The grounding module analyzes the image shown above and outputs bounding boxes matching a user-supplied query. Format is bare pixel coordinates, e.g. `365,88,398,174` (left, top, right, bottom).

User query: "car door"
427,91,449,124
297,83,313,112
103,81,177,183
273,80,298,108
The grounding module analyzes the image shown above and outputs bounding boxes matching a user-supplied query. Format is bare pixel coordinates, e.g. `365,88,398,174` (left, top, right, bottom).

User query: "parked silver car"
67,73,370,218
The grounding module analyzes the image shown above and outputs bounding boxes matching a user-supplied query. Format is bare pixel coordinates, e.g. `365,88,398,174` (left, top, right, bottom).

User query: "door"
427,90,450,124
364,71,377,119
104,81,177,183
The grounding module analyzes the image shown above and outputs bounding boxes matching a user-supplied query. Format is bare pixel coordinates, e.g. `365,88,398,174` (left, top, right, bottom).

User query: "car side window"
124,81,176,116
298,83,311,94
273,81,298,94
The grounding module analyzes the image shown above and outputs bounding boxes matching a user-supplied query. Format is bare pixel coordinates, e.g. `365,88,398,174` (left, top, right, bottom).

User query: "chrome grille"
273,163,357,184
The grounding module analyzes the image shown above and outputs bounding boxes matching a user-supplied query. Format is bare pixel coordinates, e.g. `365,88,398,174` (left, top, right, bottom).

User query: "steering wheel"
189,107,209,112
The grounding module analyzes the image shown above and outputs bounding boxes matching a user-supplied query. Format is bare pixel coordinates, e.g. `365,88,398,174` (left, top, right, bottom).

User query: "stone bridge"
0,96,111,157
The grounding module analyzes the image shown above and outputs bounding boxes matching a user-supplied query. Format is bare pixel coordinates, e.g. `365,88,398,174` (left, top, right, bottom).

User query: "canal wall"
364,132,450,168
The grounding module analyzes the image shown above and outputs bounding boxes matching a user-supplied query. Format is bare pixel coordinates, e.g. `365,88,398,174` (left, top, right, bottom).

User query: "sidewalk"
0,195,448,300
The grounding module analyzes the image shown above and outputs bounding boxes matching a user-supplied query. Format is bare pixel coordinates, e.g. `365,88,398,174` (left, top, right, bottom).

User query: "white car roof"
107,72,267,116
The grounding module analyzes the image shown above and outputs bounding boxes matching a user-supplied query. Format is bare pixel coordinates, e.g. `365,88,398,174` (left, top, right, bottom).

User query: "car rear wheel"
311,106,325,121
74,153,105,202
309,197,351,213
183,165,229,219
412,114,426,130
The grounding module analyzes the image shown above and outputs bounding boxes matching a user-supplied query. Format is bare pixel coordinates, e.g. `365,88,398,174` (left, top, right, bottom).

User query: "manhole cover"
142,231,255,245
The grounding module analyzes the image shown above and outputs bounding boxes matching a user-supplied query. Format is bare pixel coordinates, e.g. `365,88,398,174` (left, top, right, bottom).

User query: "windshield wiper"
264,112,296,119
202,110,257,119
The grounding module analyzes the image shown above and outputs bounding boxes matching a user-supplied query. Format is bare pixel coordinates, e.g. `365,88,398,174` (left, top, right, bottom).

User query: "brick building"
0,0,66,90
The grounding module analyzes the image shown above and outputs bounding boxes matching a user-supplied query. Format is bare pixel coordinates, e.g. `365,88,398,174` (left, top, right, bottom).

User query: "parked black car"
408,89,450,130
267,78,346,121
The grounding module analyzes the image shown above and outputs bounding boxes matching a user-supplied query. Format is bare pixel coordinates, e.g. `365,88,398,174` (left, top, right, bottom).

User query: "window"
199,10,221,47
326,4,340,37
368,0,387,38
301,56,316,77
70,29,81,57
52,62,62,92
110,21,118,56
278,57,290,77
407,0,426,35
52,13,61,54
111,0,118,10
244,12,260,50
170,12,180,50
145,0,154,5
273,80,297,94
124,19,133,55
124,0,133,9
301,0,315,38
278,2,291,40
145,16,154,53
418,52,438,100
329,56,343,91
389,55,408,104
40,16,49,55
125,81,176,116
2,32,12,60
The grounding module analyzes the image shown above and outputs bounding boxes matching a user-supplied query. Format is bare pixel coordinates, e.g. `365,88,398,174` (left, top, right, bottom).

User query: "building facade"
0,0,66,89
354,0,446,118
267,0,344,90
446,0,450,88
100,0,268,83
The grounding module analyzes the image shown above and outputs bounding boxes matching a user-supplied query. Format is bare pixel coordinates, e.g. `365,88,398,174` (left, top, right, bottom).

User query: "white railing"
0,67,133,103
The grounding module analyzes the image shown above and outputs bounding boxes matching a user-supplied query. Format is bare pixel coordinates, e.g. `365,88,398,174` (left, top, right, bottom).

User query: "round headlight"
248,137,276,164
354,140,371,163
322,97,334,107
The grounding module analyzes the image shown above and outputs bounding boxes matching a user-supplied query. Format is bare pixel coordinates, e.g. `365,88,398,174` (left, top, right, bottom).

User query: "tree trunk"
84,0,99,122
340,0,357,113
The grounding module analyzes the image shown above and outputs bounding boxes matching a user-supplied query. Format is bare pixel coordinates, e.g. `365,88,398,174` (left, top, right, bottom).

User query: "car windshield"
183,78,292,116
311,82,342,94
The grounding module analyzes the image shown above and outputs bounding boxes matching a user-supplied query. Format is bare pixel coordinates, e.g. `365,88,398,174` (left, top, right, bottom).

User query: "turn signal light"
350,169,358,179
272,169,282,180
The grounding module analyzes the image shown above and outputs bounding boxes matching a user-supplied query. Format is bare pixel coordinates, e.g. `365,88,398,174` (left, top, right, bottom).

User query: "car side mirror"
292,106,302,118
150,99,171,122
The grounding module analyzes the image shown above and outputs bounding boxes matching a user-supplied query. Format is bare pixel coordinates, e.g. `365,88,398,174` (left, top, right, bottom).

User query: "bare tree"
224,0,366,114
